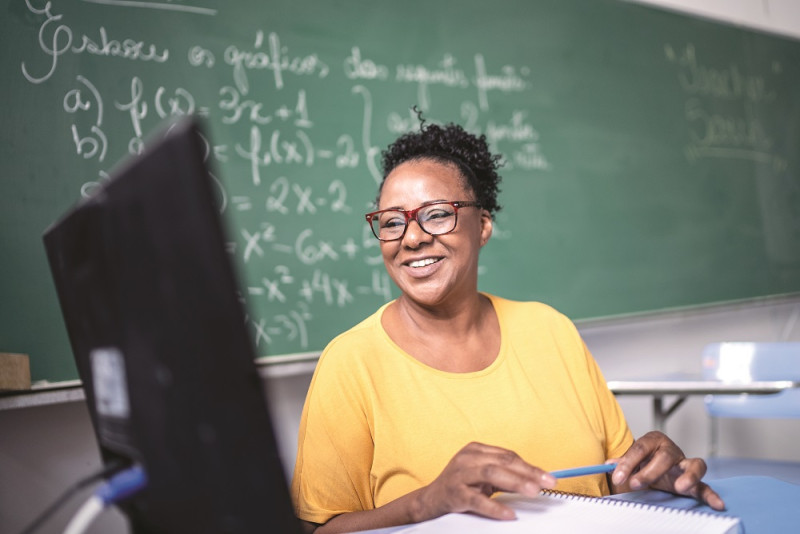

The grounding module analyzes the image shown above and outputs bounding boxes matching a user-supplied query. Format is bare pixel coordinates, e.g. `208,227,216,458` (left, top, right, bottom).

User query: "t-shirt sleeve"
580,339,634,460
291,339,376,524
537,303,634,461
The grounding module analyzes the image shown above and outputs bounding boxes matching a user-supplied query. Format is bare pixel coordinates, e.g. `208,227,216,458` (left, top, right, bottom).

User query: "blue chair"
702,342,800,459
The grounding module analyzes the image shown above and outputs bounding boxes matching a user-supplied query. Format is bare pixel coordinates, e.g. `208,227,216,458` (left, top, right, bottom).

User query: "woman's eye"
424,209,452,220
382,216,405,228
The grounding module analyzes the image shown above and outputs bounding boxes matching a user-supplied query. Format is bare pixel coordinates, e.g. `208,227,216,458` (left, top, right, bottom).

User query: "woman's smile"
402,256,445,279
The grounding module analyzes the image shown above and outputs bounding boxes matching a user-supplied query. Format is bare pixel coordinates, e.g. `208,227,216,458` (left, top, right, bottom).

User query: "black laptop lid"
43,117,301,533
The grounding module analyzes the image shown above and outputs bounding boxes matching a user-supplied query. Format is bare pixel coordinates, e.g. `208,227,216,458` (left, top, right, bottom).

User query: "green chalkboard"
2,0,800,382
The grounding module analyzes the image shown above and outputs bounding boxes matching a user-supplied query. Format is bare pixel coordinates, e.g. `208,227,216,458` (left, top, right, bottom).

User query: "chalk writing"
64,75,108,162
299,270,354,308
485,111,551,170
665,43,785,170
396,54,469,110
63,75,104,125
666,44,775,103
83,0,218,16
188,45,215,67
352,85,383,185
474,54,529,111
249,301,312,349
344,47,389,81
18,1,559,356
21,1,167,85
222,31,330,93
218,87,311,127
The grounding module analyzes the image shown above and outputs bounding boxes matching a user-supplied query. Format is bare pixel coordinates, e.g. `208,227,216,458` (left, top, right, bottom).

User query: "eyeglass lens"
372,203,458,240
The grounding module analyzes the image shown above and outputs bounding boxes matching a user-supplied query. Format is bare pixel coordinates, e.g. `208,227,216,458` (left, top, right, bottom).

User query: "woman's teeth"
409,258,439,268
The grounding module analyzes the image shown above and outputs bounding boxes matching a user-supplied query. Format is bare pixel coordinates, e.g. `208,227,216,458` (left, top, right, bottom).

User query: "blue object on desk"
609,475,800,534
551,463,616,479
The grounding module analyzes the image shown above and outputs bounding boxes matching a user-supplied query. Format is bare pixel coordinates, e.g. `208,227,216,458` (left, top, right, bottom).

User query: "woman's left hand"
610,431,725,511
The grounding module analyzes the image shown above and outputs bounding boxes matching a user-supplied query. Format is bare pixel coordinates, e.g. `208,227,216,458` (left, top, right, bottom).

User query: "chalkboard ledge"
0,380,84,411
0,355,322,411
256,351,320,378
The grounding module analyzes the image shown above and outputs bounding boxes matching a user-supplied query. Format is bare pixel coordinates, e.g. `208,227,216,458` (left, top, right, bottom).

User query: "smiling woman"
290,115,725,534
372,159,492,318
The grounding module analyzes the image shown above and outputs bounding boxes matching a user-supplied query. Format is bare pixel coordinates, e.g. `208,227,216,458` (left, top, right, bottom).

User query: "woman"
291,119,723,533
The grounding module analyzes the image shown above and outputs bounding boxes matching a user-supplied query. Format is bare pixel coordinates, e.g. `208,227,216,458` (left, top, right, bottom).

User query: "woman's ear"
479,210,493,247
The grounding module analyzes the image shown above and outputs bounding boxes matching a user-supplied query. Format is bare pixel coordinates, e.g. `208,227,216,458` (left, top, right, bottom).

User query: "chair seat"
706,389,800,418
702,342,800,457
703,342,800,418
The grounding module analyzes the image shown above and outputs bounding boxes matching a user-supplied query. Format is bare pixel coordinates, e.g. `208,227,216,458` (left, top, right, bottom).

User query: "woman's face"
377,159,492,309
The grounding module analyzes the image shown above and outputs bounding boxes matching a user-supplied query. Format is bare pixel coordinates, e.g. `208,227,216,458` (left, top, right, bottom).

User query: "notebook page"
395,492,741,534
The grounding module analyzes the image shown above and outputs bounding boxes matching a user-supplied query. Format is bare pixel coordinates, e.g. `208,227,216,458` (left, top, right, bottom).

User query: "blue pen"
551,463,617,479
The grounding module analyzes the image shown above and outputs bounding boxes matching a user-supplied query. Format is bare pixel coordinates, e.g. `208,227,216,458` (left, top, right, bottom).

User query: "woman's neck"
383,293,500,373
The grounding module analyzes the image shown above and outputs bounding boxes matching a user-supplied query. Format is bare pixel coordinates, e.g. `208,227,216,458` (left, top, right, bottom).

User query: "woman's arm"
307,442,557,534
307,488,432,534
609,431,725,510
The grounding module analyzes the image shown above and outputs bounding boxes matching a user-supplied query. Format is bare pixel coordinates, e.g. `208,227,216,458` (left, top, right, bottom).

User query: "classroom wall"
629,0,800,40
2,1,800,533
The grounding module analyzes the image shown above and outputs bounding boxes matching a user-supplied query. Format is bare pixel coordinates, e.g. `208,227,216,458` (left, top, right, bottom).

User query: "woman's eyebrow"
381,199,450,211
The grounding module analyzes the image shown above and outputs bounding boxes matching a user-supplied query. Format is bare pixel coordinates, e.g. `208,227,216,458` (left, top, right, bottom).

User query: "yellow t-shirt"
292,294,633,524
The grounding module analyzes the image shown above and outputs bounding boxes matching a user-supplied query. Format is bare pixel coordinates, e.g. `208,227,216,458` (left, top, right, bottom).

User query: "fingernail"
523,481,542,496
541,473,556,488
629,478,642,490
612,470,625,485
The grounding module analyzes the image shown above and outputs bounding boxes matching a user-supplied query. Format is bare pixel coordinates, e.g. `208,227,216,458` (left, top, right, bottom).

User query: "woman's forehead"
381,160,469,200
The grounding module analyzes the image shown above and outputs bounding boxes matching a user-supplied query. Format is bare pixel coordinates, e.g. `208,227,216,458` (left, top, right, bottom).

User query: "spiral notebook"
396,491,742,533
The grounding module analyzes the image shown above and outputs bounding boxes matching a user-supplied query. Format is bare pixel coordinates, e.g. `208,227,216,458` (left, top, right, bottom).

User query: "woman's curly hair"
378,112,503,217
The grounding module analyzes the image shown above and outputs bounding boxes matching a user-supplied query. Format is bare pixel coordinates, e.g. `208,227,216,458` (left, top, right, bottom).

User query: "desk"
606,379,799,432
610,475,800,534
353,475,800,533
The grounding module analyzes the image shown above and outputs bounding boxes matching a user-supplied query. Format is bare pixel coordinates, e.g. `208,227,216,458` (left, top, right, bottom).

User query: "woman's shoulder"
486,293,582,342
486,293,569,321
316,302,392,367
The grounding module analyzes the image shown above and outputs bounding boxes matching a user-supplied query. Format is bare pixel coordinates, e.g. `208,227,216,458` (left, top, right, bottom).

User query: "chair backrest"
702,342,800,419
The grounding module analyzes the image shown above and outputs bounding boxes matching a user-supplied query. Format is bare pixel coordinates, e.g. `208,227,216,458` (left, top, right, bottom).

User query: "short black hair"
378,113,503,217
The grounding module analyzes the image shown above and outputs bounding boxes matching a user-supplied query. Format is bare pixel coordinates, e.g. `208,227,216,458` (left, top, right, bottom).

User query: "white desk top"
607,379,799,395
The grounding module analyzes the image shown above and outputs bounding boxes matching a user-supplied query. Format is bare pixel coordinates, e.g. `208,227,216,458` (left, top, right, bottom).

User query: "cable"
19,460,126,534
61,465,148,534
94,464,148,505
61,497,103,534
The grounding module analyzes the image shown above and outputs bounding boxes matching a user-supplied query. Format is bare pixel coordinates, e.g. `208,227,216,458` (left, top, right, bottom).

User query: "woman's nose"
401,218,433,247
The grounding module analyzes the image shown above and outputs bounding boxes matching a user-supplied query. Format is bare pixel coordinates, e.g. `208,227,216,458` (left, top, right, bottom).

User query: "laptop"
43,117,303,533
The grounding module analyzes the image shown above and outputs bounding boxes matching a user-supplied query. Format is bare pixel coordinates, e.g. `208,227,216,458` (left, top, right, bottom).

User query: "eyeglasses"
365,200,482,242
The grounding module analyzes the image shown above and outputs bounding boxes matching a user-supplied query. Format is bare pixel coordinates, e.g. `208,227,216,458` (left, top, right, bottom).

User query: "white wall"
2,2,799,533
627,0,800,40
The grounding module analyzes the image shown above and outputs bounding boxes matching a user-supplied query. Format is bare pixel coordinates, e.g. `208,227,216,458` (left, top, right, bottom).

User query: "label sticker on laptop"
90,347,130,419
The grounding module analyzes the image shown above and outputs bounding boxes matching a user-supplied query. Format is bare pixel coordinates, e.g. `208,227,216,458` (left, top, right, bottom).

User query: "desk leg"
653,397,666,432
652,396,688,433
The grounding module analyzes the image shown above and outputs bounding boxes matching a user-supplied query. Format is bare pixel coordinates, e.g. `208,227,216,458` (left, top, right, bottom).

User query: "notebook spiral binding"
541,489,727,521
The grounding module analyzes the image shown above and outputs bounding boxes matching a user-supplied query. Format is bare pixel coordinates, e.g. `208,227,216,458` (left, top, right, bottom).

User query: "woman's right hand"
411,442,557,522
315,442,556,533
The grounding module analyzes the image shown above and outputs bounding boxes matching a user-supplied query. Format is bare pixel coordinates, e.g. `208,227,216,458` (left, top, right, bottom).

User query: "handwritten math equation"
19,0,551,355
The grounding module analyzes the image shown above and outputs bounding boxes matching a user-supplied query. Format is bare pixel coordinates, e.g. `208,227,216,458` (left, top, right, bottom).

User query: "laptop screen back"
43,117,301,533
